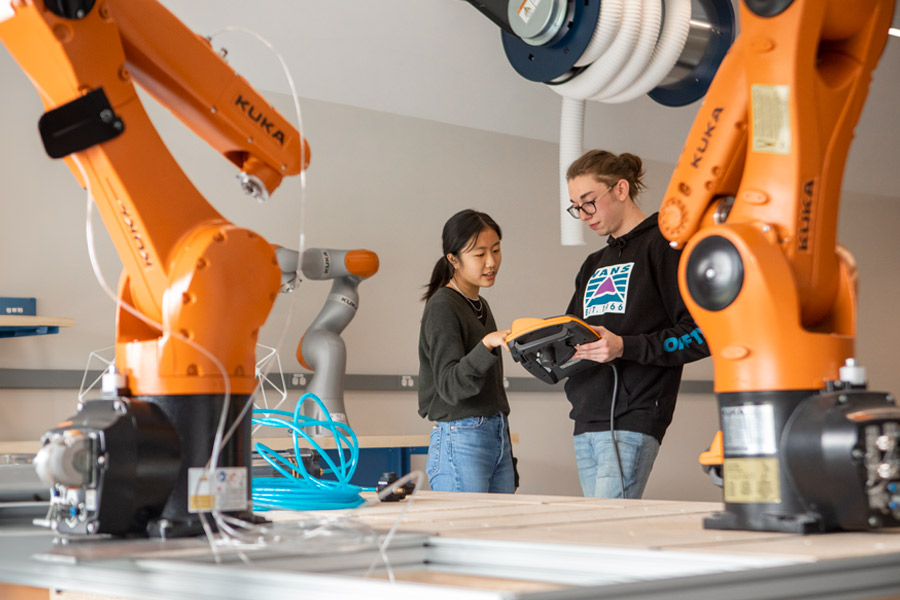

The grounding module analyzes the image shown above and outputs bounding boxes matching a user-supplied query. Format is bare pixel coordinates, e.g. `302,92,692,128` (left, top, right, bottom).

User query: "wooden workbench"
2,491,900,599
3,436,899,599
273,491,900,562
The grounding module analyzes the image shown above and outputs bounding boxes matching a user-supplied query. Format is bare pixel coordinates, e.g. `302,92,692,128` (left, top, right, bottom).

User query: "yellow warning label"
723,457,781,504
189,494,213,511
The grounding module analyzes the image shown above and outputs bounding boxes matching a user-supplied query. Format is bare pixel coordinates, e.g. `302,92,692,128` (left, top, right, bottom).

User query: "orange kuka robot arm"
0,0,310,397
658,0,893,394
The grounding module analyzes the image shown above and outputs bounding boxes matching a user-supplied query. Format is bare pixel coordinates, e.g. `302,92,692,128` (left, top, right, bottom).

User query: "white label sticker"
751,84,791,155
187,467,248,513
721,404,777,456
516,0,540,24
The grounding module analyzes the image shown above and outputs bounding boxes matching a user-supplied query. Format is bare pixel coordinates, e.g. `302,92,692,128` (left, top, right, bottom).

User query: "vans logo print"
584,263,633,317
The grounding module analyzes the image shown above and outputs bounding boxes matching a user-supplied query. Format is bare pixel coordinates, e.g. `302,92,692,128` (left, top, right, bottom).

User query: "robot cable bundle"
203,390,423,571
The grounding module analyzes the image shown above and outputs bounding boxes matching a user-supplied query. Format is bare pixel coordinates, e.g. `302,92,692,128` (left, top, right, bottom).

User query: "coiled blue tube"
251,393,370,511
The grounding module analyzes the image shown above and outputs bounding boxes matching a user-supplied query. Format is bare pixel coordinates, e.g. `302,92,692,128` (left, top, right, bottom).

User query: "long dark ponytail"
422,209,502,302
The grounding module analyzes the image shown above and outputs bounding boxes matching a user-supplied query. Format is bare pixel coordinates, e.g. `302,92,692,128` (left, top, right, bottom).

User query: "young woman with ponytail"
417,209,516,493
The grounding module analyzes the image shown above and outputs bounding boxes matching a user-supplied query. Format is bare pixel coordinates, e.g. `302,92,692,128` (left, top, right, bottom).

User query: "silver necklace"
449,279,485,320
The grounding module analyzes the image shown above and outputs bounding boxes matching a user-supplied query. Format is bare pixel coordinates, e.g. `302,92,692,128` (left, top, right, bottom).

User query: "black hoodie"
564,212,709,443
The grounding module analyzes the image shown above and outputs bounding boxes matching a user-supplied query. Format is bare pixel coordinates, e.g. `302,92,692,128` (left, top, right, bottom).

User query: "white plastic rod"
560,97,586,246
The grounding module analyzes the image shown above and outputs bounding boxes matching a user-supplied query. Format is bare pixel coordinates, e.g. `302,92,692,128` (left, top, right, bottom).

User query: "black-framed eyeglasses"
566,185,613,219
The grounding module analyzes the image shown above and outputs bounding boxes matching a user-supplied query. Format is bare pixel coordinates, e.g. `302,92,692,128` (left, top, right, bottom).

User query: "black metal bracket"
38,88,125,159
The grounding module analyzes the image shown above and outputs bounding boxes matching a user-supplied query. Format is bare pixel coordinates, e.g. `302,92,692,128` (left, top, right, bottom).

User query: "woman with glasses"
417,209,516,493
562,149,709,499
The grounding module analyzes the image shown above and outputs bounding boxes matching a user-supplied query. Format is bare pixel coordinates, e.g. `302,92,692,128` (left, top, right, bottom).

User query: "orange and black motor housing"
37,398,181,536
705,387,900,533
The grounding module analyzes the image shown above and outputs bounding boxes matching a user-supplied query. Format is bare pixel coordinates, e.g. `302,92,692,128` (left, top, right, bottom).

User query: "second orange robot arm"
657,0,892,394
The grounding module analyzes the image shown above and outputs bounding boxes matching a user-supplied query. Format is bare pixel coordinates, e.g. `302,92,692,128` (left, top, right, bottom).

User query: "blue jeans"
573,430,659,499
426,413,515,493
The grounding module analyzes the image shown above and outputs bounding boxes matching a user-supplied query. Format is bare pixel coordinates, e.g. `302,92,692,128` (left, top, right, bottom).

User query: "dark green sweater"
417,287,509,422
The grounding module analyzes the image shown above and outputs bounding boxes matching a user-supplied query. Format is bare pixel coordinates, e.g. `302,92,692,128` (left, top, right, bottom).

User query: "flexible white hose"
551,0,692,245
553,0,643,100
206,25,311,556
590,0,662,101
603,1,693,103
559,97,586,245
573,0,624,68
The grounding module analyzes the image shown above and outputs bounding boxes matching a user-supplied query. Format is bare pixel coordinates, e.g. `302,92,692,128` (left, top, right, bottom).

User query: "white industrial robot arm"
275,247,379,428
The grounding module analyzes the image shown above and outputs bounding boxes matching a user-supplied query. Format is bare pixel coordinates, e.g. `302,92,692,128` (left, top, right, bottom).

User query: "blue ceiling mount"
501,0,603,83
648,0,736,107
500,0,735,107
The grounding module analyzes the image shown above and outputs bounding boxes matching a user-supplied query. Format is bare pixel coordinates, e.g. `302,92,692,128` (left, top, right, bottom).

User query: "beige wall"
1,52,899,502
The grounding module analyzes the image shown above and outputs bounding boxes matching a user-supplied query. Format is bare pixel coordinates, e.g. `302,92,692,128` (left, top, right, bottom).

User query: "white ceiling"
160,0,900,198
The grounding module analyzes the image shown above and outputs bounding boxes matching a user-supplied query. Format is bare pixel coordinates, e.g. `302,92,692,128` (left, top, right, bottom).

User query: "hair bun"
620,153,644,178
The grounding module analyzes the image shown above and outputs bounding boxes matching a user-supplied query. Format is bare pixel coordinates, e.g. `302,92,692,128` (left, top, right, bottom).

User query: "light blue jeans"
426,413,515,493
573,430,660,499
